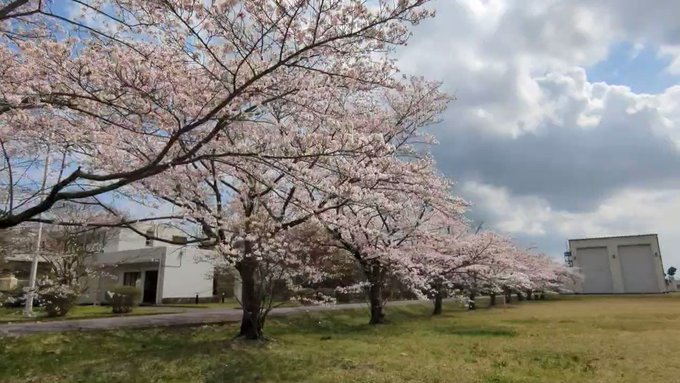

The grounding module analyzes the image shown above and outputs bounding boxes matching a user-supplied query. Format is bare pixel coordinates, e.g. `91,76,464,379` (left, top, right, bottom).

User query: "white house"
568,234,667,294
0,253,50,291
80,224,241,305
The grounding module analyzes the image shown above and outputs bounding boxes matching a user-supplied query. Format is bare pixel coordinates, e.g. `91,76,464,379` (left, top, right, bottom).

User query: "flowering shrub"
106,286,141,314
0,291,12,308
293,288,337,306
1,287,24,308
36,279,80,317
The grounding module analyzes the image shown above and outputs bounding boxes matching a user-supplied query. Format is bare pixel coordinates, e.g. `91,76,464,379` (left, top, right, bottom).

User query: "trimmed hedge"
42,292,78,317
106,286,141,314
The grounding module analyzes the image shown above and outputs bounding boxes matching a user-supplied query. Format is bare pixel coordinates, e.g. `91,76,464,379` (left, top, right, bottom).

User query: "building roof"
568,233,658,242
92,247,166,266
4,253,53,263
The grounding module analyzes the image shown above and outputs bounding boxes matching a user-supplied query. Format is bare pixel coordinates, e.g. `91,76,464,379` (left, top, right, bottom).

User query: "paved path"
0,300,428,337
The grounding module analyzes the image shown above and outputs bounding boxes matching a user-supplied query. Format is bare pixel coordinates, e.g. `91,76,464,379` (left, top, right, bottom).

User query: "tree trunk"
468,291,476,310
368,282,385,324
432,291,443,315
367,263,385,325
540,292,546,300
489,293,496,307
526,290,533,300
517,292,524,301
504,289,512,304
236,258,263,340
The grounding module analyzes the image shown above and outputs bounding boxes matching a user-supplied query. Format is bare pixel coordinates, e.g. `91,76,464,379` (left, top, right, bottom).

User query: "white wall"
79,263,161,304
95,247,166,265
570,235,666,294
576,247,614,293
160,247,214,299
80,247,167,304
102,224,191,252
82,245,221,303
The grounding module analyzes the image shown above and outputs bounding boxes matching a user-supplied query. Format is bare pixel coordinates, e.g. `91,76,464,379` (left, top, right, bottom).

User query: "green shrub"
106,286,141,314
271,279,293,301
294,288,338,305
0,287,25,308
42,292,78,317
336,291,364,304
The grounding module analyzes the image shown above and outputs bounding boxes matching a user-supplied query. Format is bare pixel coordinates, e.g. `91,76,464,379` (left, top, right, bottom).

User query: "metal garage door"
618,245,659,293
578,247,614,293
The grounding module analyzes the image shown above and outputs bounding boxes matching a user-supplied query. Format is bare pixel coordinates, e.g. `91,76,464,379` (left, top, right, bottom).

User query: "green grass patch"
2,295,680,382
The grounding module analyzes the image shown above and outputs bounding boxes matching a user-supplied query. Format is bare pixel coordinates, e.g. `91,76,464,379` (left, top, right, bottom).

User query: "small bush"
336,291,364,304
1,287,29,308
106,286,141,314
293,288,337,306
271,279,293,301
294,288,316,306
42,292,78,317
36,279,80,317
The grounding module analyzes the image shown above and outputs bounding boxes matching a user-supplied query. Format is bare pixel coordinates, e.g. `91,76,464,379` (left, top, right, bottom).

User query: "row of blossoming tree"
0,0,578,340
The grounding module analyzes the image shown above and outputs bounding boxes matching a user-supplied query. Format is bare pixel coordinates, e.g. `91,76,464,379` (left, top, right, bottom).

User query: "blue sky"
587,42,679,94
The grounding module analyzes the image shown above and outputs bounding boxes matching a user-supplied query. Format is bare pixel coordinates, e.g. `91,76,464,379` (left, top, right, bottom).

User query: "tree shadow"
2,303,526,383
423,321,517,338
270,304,436,338
445,327,517,337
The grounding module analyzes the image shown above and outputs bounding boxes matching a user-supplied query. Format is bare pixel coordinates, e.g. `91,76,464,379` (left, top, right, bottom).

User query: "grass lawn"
0,305,184,323
2,295,680,382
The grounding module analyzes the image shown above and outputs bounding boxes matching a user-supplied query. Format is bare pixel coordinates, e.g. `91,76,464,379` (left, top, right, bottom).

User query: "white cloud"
396,0,680,265
629,43,645,60
461,181,552,236
660,46,680,75
399,0,680,136
461,180,680,268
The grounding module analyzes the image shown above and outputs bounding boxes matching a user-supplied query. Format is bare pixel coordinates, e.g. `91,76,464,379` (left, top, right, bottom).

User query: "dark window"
172,235,188,244
145,229,154,247
123,272,140,287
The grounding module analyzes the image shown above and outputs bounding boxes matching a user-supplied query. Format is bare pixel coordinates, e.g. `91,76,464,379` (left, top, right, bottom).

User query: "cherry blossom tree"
182,170,340,340
35,215,114,317
412,224,515,314
325,198,436,323
1,0,435,228
128,74,454,335
303,77,466,325
469,247,579,305
411,218,578,313
515,251,581,299
135,87,391,338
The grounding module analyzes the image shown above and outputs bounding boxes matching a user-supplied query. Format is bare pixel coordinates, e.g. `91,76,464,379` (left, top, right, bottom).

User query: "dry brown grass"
2,294,680,382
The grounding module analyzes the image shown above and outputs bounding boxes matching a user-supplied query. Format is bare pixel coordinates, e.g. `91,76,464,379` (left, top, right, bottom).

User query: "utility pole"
24,150,49,317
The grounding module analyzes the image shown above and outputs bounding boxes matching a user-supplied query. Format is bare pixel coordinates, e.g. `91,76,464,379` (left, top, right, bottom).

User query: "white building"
80,224,241,305
568,234,667,294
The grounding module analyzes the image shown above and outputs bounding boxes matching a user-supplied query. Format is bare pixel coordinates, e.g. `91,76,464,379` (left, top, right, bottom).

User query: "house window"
145,229,154,247
123,272,140,287
172,235,188,244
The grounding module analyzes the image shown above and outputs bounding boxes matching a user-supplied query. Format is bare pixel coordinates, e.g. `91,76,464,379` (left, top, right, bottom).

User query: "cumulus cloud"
398,0,680,265
461,180,680,266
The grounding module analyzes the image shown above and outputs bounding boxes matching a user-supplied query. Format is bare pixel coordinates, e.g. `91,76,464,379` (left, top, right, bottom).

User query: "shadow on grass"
0,326,241,383
481,349,595,383
522,350,595,373
1,303,532,383
423,321,517,338
448,327,516,337
271,304,439,338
